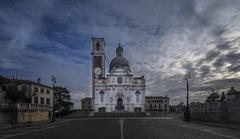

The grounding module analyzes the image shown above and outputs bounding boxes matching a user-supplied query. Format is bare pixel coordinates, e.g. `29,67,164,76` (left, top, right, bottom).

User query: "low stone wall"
0,112,9,123
16,103,52,123
17,111,51,123
191,100,240,123
0,103,52,130
191,111,226,122
1,110,51,123
0,112,11,129
225,101,240,123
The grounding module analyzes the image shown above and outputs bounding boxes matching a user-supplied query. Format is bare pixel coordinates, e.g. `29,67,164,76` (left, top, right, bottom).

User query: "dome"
109,43,131,72
109,56,131,72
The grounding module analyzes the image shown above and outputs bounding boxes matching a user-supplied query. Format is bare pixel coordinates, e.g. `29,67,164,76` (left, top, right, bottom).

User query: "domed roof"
109,43,131,72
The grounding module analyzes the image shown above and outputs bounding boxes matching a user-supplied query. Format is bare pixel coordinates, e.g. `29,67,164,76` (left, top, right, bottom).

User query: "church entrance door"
116,98,124,111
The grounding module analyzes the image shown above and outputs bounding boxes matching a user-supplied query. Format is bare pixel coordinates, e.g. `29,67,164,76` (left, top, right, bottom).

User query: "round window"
117,77,123,84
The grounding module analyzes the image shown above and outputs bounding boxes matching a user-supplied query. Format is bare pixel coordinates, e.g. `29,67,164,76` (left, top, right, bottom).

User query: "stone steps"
93,112,146,117
61,111,90,119
61,111,148,119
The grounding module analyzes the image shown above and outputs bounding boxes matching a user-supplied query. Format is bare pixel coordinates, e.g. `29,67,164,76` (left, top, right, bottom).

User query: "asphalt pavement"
0,117,239,139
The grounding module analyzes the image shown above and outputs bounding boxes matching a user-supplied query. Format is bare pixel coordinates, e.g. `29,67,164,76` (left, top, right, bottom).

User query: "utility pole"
184,72,191,121
51,75,56,122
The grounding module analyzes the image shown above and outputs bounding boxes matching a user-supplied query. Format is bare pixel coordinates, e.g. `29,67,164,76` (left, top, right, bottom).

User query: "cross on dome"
116,43,123,57
109,43,131,72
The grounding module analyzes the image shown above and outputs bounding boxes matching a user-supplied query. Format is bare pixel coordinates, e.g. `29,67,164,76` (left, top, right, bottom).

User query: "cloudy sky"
1,0,240,108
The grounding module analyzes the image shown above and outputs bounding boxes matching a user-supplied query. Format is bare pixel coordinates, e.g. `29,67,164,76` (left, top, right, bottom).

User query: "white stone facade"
92,38,146,112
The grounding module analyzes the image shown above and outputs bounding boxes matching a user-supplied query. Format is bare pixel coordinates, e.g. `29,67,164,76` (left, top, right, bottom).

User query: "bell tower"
91,38,106,78
91,38,106,110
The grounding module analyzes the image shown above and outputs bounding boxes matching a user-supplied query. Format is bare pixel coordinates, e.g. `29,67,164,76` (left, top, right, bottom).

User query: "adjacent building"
81,97,92,111
14,79,54,122
145,96,169,115
0,76,54,124
16,79,53,108
91,38,146,112
169,102,185,113
0,77,53,108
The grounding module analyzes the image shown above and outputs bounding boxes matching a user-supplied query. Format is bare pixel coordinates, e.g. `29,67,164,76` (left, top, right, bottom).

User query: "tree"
0,79,27,103
3,84,26,103
0,76,27,125
54,86,74,112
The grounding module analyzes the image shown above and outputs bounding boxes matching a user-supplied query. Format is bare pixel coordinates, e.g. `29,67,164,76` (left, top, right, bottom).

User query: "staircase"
61,111,90,119
93,112,146,117
61,111,148,119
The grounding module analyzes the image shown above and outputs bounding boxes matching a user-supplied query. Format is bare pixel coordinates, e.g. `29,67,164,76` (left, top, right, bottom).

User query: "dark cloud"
211,27,226,36
212,47,240,70
213,56,225,68
228,65,240,72
197,50,220,66
206,78,240,88
216,42,231,50
200,65,210,76
196,40,235,68
182,63,195,72
205,50,220,61
190,85,212,92
225,50,240,64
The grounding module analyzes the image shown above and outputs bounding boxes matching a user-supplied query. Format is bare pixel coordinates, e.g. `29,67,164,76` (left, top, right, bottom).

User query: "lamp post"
51,75,56,122
184,72,191,121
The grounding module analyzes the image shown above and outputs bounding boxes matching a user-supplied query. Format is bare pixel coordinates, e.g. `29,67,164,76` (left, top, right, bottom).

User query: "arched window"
127,97,130,103
96,42,100,51
150,104,153,108
135,91,140,102
99,91,104,102
110,97,113,103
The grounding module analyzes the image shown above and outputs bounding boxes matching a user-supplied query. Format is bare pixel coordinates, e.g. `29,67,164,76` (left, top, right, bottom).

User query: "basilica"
91,38,146,112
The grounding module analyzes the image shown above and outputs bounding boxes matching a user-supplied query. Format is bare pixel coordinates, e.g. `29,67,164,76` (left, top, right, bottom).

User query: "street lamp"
184,72,191,121
51,75,56,122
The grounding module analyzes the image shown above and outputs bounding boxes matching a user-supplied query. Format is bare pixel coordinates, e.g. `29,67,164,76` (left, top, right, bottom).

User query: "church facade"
91,38,146,112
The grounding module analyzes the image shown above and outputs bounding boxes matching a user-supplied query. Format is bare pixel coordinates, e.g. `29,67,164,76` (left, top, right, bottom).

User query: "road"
0,117,239,139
